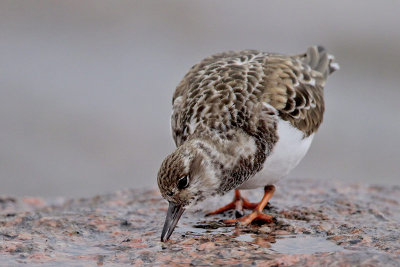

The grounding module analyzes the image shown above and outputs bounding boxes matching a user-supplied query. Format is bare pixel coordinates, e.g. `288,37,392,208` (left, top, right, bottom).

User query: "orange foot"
223,185,276,226
206,189,258,218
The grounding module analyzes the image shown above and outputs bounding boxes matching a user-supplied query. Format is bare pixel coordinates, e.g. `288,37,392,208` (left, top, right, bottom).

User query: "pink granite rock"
0,178,399,265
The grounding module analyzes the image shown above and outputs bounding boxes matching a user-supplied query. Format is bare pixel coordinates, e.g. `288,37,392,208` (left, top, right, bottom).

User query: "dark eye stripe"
177,176,189,190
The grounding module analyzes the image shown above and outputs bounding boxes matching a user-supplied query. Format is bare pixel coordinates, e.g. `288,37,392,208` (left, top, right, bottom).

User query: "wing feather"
171,47,337,145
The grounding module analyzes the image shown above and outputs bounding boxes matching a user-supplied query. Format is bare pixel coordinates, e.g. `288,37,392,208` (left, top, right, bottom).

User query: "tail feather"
301,45,339,79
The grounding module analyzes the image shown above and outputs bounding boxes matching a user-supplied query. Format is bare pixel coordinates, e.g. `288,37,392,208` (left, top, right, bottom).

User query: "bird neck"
189,128,266,193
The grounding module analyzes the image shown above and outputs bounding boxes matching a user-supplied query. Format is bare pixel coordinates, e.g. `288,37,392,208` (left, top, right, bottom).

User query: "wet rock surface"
1,178,399,266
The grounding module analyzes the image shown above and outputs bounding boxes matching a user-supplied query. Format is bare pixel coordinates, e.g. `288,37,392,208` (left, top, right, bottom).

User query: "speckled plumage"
172,46,335,144
157,46,338,241
158,46,338,240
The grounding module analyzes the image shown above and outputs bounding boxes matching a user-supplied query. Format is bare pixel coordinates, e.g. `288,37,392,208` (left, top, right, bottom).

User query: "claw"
224,211,273,226
220,185,276,226
206,190,258,216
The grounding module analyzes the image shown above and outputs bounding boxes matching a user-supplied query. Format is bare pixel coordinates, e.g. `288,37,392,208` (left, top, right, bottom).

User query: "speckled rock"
1,178,399,266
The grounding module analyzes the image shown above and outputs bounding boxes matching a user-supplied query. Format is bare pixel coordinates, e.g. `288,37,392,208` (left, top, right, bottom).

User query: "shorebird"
158,46,339,241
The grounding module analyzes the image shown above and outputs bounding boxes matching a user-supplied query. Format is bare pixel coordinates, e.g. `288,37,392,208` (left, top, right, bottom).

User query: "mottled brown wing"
171,50,261,146
171,47,337,145
260,55,326,137
172,50,257,104
260,46,338,136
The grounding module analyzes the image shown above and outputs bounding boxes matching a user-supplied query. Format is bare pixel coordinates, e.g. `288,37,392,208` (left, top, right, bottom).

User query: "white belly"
238,119,314,190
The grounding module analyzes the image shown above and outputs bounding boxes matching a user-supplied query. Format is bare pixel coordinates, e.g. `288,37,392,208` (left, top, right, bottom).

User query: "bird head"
157,141,220,241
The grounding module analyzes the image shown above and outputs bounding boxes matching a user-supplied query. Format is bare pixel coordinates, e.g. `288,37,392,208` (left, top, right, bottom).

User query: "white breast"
238,119,314,190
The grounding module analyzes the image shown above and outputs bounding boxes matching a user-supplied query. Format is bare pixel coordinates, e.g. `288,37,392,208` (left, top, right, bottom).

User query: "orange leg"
206,189,258,217
224,185,275,226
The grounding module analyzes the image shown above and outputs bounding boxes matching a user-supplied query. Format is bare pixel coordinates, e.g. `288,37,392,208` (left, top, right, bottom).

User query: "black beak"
161,202,185,242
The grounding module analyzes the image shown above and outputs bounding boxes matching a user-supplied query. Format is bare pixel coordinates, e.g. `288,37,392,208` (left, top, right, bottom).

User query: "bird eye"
177,176,189,190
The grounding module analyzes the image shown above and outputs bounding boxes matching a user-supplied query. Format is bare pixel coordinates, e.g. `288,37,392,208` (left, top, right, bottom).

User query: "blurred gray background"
1,1,399,197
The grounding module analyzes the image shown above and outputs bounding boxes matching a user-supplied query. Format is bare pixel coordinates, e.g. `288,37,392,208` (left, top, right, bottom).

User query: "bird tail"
299,45,339,79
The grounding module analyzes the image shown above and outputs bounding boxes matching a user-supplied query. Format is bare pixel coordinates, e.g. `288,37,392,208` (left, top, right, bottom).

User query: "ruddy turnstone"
158,46,339,241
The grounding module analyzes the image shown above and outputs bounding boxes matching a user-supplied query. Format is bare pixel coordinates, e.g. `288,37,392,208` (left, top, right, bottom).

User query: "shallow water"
176,219,234,236
270,235,344,255
234,233,255,242
176,213,345,255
